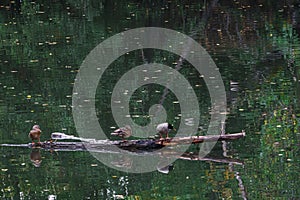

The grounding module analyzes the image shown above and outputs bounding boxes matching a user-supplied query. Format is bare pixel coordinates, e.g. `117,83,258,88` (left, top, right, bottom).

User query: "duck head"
168,123,174,130
32,125,41,130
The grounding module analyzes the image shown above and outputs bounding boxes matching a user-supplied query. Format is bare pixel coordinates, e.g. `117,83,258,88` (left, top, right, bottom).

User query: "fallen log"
1,131,246,150
1,131,246,151
1,131,246,167
116,131,246,148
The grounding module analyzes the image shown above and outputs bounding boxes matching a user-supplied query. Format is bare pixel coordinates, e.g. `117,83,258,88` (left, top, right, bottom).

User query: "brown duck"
111,125,132,140
28,125,42,144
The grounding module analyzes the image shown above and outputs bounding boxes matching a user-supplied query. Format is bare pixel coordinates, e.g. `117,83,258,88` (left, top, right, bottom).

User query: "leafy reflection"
0,0,300,199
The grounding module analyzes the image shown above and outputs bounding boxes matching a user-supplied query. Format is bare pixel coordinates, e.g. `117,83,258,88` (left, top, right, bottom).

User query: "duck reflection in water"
157,158,174,174
157,164,174,174
30,149,42,167
110,155,132,169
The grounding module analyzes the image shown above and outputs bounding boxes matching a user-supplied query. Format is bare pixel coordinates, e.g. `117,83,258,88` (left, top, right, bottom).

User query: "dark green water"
0,0,300,199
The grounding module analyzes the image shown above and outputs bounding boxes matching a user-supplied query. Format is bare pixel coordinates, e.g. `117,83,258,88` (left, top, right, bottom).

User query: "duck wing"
156,123,169,134
111,128,124,136
29,129,41,139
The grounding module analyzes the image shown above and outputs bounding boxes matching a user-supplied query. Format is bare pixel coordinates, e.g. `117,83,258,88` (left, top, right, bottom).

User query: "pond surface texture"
0,0,300,199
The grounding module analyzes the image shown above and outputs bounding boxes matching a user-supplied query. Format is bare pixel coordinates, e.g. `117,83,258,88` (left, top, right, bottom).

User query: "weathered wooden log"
0,132,245,166
1,131,246,150
116,131,246,148
162,131,246,146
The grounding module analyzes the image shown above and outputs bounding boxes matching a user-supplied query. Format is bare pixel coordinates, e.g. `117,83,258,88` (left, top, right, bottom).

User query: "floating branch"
1,131,246,150
115,131,246,148
163,131,246,146
1,131,245,166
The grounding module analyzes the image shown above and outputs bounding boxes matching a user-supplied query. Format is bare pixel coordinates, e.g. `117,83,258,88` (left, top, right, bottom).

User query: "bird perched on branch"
111,125,132,140
156,123,174,140
28,125,42,144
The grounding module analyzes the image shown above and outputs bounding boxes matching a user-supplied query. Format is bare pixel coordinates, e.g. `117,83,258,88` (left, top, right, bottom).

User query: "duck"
111,125,132,140
156,123,174,140
28,125,42,144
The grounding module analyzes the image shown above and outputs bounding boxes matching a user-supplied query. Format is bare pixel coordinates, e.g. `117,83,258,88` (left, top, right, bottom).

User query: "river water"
0,0,299,199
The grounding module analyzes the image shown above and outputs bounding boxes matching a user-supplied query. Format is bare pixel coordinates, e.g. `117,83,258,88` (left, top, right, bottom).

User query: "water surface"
0,0,299,199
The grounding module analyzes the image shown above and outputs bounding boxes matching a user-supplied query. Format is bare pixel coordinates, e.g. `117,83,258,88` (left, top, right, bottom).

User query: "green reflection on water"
0,0,300,199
